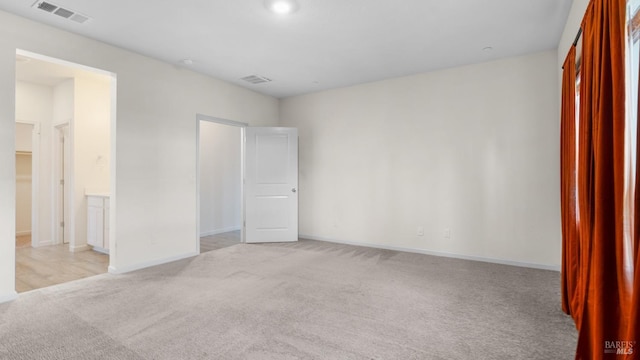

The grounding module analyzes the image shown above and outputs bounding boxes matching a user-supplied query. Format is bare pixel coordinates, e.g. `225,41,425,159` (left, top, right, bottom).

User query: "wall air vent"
32,1,92,24
241,75,272,84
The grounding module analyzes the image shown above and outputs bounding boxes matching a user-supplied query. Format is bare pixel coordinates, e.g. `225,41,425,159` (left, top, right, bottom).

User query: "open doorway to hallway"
198,117,245,253
14,51,115,293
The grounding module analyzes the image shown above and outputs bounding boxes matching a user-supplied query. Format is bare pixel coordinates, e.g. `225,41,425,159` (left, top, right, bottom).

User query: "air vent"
36,1,57,12
69,13,89,24
32,1,92,24
53,7,73,18
241,75,272,84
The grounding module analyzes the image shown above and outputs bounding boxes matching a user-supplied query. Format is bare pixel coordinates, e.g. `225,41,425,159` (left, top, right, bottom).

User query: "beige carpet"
0,239,577,359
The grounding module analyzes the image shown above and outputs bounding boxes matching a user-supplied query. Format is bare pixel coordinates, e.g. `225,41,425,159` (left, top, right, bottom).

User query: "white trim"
200,226,242,237
69,244,90,253
32,240,53,248
90,246,109,255
301,234,561,272
195,119,201,255
16,49,115,78
107,73,117,273
108,251,199,274
15,230,31,237
0,291,18,304
196,114,248,128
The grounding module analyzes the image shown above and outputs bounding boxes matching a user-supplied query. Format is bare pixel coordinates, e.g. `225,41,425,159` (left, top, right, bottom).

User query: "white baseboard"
33,240,53,248
16,231,31,237
200,226,241,237
91,246,109,255
0,291,18,304
70,244,91,253
108,251,199,274
300,234,561,272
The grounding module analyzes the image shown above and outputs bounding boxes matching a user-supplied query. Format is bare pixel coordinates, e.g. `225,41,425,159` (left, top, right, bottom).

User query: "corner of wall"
0,291,18,304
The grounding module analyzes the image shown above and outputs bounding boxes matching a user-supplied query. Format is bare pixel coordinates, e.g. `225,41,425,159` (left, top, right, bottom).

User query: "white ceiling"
2,0,573,98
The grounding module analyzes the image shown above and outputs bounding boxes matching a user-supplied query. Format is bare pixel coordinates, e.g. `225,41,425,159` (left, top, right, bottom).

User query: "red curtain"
561,46,582,322
571,0,631,358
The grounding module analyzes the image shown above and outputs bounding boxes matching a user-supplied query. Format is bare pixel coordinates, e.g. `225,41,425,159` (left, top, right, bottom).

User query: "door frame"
195,114,248,253
14,120,39,247
54,123,71,246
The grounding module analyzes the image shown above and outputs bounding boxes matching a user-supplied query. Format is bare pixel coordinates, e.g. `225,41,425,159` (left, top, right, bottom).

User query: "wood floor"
15,231,241,293
15,235,109,293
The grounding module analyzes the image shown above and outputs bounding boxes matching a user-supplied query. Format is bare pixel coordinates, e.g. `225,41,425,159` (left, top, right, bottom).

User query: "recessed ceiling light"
180,59,194,66
264,0,299,15
482,46,493,52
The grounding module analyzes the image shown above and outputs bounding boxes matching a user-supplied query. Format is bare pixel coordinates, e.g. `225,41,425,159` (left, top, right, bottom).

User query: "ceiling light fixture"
264,0,299,15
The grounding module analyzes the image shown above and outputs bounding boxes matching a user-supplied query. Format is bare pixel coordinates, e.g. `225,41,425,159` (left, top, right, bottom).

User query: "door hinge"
60,179,64,185
60,221,64,227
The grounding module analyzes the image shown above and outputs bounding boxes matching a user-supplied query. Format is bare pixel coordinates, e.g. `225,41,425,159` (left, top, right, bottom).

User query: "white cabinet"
87,195,109,254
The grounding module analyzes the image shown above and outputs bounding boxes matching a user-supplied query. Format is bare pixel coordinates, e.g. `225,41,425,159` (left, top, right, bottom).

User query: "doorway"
197,115,246,253
196,116,299,249
14,50,116,293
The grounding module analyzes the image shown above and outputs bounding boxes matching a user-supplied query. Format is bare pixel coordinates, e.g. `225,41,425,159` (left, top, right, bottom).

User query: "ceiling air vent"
69,13,90,24
241,75,272,84
53,7,73,18
36,1,57,12
32,1,91,24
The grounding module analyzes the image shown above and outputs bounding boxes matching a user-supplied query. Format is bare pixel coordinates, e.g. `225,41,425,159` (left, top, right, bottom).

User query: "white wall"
15,153,31,235
73,76,111,251
15,123,32,235
280,50,561,268
199,121,242,236
0,10,279,301
15,82,54,246
53,79,73,126
15,122,32,152
558,0,590,70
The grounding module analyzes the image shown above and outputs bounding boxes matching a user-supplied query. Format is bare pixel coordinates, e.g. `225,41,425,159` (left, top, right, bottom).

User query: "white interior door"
244,127,298,243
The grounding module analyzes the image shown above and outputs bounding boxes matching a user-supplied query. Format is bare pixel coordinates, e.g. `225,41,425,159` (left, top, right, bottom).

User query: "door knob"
292,188,297,193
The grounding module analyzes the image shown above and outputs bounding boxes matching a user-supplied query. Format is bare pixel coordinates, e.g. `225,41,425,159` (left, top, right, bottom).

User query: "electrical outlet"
417,226,424,236
444,228,451,239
